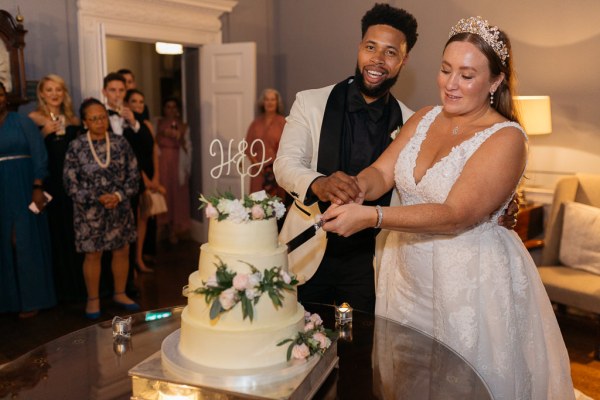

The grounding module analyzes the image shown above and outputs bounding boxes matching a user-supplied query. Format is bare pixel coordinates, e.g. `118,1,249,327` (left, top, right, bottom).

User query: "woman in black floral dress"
63,98,140,319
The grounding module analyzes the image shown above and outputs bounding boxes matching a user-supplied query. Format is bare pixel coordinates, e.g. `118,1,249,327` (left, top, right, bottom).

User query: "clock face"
0,39,11,93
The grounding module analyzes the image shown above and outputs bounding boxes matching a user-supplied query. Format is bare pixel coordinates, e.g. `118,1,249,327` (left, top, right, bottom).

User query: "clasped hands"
311,172,370,237
313,171,519,237
99,193,120,209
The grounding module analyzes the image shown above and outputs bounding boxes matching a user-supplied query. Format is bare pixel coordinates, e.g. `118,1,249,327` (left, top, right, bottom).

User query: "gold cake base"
129,329,338,399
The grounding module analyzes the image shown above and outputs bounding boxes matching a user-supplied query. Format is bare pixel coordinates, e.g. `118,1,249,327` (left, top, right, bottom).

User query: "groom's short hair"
361,3,419,53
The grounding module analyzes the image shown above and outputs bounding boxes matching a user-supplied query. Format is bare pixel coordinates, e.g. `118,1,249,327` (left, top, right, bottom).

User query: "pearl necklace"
87,131,110,168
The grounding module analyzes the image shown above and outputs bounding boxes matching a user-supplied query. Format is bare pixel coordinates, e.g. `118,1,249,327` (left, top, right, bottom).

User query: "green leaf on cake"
241,296,254,321
209,299,223,320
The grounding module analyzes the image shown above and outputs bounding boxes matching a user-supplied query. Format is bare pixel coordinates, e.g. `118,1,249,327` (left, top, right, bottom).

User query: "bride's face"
437,41,500,115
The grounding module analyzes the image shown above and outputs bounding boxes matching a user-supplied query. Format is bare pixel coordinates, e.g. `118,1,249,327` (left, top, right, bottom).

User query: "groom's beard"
355,66,399,100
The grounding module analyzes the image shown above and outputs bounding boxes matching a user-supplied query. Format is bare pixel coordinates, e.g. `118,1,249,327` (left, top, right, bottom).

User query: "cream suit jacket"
274,82,414,284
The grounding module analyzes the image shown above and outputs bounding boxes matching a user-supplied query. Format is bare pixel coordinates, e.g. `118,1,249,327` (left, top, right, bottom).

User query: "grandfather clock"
0,9,28,110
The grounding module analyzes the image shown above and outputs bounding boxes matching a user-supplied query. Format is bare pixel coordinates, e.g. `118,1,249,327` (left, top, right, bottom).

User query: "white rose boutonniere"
390,126,401,141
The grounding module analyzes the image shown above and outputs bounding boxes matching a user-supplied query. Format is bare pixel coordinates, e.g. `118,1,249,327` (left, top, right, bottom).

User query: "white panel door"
200,42,256,200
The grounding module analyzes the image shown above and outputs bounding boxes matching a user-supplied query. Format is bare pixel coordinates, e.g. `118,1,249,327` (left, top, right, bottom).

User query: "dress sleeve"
19,114,48,180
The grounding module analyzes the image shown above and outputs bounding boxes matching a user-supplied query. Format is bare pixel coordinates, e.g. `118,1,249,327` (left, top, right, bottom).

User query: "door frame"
76,0,238,100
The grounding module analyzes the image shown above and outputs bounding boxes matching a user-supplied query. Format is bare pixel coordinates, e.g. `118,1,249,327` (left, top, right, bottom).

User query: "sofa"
535,174,600,360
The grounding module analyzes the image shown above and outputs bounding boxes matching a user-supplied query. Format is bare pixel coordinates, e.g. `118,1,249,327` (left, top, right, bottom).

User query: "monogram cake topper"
209,138,271,195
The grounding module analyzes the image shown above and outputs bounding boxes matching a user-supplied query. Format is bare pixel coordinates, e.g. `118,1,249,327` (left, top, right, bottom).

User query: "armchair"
536,174,600,360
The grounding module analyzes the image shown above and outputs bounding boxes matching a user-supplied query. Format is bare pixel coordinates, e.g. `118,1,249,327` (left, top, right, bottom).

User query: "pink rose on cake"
280,270,292,284
205,203,219,219
251,204,265,220
312,332,331,349
219,288,238,310
291,344,311,360
232,273,250,291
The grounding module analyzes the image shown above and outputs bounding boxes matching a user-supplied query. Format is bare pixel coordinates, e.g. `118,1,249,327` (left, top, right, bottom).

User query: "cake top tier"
200,190,286,223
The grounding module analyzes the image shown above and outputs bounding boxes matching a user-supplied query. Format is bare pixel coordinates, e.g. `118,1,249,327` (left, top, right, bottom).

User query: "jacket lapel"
316,77,352,176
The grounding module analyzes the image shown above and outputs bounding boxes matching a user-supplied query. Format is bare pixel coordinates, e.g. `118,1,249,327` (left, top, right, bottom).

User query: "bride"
321,16,574,399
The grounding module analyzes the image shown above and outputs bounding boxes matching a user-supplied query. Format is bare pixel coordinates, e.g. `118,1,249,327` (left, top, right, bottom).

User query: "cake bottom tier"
178,304,306,370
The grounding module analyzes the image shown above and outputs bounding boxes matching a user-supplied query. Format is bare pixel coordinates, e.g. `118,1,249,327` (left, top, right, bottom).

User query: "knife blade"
286,219,324,253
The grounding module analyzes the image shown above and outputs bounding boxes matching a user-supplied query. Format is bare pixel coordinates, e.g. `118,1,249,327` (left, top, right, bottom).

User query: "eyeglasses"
86,115,107,123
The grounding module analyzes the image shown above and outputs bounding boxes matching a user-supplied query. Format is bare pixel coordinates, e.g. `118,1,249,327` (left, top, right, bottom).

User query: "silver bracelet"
374,205,383,229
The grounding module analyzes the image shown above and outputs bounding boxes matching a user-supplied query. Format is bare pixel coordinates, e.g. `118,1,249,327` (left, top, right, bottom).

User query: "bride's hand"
321,203,375,237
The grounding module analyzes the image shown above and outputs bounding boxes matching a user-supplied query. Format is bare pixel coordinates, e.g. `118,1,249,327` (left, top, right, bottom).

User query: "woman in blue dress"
0,82,56,318
63,98,140,319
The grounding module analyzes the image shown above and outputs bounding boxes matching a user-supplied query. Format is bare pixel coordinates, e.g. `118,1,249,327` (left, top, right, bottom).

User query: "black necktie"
108,109,119,117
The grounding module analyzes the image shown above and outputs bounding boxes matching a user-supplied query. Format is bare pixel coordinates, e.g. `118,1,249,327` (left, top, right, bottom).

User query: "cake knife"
286,219,325,253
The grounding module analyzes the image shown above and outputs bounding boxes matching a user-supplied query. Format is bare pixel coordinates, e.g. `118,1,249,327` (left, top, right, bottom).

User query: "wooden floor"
0,239,598,398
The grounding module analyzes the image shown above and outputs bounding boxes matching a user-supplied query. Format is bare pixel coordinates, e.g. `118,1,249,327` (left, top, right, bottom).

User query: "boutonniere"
390,126,401,140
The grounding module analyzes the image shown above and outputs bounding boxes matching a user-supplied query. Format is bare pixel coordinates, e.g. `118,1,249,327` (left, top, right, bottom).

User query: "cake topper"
209,138,270,195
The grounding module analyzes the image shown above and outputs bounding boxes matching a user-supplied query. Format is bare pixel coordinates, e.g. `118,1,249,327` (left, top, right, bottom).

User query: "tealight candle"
335,302,353,325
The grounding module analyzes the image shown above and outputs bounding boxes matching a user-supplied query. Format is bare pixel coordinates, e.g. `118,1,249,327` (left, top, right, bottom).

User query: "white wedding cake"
177,192,309,370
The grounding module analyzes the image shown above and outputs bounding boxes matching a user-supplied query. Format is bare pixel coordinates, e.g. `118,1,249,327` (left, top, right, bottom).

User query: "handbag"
141,191,168,217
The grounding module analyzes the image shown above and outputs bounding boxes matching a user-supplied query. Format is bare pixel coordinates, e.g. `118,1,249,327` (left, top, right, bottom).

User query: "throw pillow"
559,201,600,275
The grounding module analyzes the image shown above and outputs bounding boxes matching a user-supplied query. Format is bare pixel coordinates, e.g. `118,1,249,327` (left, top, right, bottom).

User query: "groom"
274,4,418,313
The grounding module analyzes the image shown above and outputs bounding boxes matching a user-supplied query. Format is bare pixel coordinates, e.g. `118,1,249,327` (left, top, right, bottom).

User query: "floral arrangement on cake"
199,190,286,223
184,257,299,321
278,312,336,361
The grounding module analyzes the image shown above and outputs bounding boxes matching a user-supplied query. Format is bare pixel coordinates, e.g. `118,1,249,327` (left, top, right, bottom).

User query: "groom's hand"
311,171,363,205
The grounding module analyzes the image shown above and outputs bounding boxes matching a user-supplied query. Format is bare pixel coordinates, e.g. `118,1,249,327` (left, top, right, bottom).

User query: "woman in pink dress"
155,98,191,243
245,88,286,199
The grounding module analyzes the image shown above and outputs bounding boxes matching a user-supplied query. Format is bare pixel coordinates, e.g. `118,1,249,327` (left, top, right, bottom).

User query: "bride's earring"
489,90,495,105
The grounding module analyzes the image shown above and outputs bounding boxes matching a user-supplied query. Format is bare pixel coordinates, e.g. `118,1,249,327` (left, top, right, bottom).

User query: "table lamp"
513,96,552,205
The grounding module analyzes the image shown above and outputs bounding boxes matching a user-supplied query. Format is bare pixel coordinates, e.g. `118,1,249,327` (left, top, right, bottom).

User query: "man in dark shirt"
274,4,418,313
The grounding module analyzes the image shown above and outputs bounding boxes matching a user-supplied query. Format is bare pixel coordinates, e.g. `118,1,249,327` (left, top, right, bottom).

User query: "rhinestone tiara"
449,16,509,65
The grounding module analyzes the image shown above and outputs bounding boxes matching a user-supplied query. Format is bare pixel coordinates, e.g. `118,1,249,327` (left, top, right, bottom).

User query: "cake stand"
129,329,338,399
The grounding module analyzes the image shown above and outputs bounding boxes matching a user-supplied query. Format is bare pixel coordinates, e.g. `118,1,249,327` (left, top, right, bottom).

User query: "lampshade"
513,96,552,135
155,42,183,55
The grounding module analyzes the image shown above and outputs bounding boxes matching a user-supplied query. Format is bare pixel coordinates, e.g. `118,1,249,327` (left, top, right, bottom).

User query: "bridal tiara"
449,16,509,65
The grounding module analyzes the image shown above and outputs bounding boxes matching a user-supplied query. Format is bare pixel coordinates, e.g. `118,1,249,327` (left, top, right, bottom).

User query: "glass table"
0,304,492,399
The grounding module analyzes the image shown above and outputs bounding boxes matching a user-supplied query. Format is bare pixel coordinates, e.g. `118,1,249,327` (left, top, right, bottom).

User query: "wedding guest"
0,82,56,318
245,88,286,200
102,72,142,295
321,16,575,399
63,98,140,319
28,74,85,302
118,68,150,121
155,97,191,244
125,89,164,273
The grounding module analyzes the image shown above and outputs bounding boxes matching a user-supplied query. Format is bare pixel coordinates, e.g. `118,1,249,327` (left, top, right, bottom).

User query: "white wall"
226,0,600,187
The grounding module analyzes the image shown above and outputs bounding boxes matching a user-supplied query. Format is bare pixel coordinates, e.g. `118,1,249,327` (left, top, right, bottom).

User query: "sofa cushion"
538,266,600,314
559,202,600,275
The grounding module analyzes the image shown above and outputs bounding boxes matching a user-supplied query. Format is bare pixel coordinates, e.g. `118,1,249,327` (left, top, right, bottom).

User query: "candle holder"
112,316,132,339
113,335,133,356
336,321,353,342
335,302,353,325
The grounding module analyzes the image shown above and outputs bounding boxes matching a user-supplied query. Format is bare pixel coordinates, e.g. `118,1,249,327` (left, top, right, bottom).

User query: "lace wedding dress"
376,106,574,399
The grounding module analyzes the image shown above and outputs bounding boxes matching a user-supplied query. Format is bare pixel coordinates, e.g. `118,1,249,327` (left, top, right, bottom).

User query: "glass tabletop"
0,304,492,399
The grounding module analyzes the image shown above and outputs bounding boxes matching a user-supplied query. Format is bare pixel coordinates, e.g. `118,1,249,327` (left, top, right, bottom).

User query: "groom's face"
356,24,409,103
